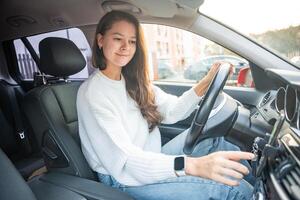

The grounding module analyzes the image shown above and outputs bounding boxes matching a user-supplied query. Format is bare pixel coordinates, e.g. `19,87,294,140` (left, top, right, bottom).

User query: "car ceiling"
0,0,204,41
2,0,297,79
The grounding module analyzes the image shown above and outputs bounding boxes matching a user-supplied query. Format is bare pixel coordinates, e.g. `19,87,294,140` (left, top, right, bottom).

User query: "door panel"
224,87,264,107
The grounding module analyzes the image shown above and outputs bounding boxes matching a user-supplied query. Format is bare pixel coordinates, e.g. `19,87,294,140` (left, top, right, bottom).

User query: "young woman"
77,11,254,200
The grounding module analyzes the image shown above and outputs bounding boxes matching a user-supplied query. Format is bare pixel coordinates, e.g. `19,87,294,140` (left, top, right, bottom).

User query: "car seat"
22,37,95,180
0,80,44,179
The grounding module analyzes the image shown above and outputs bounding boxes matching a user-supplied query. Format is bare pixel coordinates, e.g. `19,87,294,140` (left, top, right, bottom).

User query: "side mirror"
237,66,254,87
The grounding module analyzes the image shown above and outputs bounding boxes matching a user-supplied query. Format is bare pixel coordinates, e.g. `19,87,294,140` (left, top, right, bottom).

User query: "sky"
199,0,300,34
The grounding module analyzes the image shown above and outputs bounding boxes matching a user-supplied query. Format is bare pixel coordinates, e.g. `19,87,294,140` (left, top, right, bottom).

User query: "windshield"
199,0,300,68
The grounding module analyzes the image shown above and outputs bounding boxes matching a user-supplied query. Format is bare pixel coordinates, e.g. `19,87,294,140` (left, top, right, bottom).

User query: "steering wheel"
183,63,231,155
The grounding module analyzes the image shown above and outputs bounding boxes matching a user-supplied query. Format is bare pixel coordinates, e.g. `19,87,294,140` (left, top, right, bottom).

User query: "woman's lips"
116,53,129,57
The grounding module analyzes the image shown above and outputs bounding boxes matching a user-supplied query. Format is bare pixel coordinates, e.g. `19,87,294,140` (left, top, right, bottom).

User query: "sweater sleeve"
153,85,202,124
86,97,177,186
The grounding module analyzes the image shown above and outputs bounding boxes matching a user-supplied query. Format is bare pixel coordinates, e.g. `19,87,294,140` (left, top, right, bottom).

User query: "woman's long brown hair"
92,11,162,132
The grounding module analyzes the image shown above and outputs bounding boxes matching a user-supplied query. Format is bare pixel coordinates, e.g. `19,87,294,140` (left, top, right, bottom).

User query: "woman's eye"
130,40,136,45
114,38,121,41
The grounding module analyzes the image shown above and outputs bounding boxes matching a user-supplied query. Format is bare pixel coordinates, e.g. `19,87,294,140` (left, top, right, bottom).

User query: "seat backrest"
0,105,17,156
0,81,21,157
0,81,35,159
0,80,45,179
22,37,95,180
0,148,37,200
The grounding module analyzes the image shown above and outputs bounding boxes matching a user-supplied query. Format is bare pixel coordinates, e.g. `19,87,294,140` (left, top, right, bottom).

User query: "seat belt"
7,86,32,156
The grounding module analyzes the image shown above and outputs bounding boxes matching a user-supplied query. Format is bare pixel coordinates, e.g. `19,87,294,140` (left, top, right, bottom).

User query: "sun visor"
102,0,178,18
172,0,205,9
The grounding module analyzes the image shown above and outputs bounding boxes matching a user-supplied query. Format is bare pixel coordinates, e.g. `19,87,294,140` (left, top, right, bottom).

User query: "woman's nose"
121,40,129,50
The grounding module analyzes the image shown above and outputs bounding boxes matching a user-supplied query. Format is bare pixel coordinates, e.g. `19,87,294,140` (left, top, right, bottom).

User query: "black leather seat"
0,148,37,200
0,80,44,178
22,37,95,180
0,147,133,200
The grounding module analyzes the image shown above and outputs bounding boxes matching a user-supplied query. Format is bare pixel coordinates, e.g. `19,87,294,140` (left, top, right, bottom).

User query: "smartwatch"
174,156,186,177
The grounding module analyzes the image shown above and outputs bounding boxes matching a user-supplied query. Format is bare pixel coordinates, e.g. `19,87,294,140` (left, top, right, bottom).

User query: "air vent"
270,99,276,110
260,91,271,107
274,152,300,200
280,165,300,199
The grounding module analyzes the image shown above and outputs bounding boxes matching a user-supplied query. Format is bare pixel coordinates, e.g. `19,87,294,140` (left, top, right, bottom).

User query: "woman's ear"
97,33,103,49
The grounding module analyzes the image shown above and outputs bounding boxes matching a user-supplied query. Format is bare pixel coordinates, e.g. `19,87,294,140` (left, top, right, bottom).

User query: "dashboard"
251,69,300,200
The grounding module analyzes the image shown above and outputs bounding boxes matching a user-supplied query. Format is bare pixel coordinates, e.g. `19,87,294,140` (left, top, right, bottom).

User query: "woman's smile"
116,53,129,57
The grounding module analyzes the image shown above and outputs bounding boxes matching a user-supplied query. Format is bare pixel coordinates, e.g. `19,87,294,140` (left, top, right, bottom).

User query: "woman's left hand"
204,61,233,84
193,61,233,96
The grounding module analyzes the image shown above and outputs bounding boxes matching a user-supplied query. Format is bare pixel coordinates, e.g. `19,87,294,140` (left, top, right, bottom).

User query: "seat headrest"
39,37,86,77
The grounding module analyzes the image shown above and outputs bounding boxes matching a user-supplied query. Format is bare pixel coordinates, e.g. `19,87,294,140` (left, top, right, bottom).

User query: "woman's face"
97,20,137,69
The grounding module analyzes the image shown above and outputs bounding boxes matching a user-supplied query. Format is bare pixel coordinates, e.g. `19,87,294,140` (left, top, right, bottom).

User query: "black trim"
250,62,276,91
2,40,23,83
21,37,40,69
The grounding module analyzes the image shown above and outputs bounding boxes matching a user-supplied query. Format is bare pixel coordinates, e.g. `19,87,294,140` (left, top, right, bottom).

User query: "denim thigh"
98,173,253,200
161,128,218,156
98,130,255,200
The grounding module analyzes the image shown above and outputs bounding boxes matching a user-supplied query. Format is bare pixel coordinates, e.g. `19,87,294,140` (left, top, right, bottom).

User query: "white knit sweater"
77,70,201,186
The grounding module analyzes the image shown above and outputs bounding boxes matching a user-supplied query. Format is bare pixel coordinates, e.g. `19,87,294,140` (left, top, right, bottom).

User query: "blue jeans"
98,130,254,200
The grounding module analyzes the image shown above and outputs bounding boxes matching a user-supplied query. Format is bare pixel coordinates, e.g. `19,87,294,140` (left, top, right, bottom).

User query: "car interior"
0,0,299,200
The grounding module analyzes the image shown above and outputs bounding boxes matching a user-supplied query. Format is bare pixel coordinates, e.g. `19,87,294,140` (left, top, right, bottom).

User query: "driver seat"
22,37,95,180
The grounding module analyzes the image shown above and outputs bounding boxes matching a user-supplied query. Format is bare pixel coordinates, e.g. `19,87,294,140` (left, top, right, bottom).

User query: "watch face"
174,156,184,170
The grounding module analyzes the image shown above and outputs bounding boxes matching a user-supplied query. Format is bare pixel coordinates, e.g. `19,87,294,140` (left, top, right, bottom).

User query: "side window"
14,28,93,80
142,24,253,87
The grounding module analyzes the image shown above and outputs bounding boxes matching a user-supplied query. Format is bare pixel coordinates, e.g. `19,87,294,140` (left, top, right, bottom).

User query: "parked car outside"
183,55,248,81
157,61,177,79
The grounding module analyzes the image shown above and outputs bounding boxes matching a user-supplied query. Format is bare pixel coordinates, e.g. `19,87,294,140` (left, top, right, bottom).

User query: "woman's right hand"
185,151,255,186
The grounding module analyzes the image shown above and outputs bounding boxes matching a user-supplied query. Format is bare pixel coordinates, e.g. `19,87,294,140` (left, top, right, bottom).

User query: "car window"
200,0,300,69
142,24,253,87
13,28,92,80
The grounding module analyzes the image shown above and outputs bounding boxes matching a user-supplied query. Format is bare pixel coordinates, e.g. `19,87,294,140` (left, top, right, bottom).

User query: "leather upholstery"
0,148,90,200
23,82,95,179
0,82,24,157
23,37,95,180
0,148,37,200
39,37,86,77
0,81,44,178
